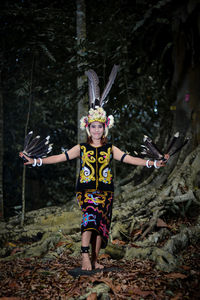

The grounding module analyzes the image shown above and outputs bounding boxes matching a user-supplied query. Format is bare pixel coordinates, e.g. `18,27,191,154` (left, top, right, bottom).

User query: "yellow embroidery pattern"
98,147,112,184
96,148,98,190
80,145,96,183
84,190,107,208
76,192,83,208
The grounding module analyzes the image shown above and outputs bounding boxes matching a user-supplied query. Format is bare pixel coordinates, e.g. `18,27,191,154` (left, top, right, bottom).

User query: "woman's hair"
87,124,108,145
87,135,108,145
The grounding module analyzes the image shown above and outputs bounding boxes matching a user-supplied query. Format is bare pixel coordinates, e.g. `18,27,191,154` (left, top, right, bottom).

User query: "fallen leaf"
55,241,72,248
131,229,142,237
91,278,117,296
115,284,122,292
171,293,183,300
8,280,20,289
55,241,66,247
165,272,187,279
121,284,128,291
112,239,126,245
98,253,110,259
10,248,23,255
0,298,21,300
156,218,168,228
23,270,32,276
128,287,157,298
87,293,97,300
180,265,190,271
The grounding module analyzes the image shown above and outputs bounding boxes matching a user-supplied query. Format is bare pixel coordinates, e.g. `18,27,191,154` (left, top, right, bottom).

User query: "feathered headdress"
80,65,119,137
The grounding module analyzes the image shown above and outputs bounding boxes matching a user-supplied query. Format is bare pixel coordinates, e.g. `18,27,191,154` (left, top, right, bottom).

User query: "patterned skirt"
76,189,114,249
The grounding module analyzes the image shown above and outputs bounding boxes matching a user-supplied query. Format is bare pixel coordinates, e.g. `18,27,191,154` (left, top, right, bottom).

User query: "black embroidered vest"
76,143,114,192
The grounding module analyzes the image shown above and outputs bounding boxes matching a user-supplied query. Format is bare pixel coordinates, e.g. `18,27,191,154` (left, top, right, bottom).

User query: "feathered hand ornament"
141,132,189,161
21,131,53,162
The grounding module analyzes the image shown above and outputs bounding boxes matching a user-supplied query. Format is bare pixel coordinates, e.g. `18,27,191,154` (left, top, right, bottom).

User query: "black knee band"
81,246,89,253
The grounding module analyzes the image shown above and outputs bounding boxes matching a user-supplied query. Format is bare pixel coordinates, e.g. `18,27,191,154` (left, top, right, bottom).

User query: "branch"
138,207,164,241
164,190,198,204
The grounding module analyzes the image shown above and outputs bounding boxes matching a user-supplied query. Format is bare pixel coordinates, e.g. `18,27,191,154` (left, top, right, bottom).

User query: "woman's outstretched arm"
19,144,80,166
112,145,168,168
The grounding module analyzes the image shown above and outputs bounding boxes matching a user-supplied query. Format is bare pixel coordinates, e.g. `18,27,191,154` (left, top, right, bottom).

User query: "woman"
19,119,167,271
19,66,168,271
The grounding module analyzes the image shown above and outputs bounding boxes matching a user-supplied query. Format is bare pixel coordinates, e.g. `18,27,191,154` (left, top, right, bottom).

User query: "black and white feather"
100,65,119,107
85,69,100,108
141,135,164,160
22,131,53,158
140,132,189,160
85,65,119,108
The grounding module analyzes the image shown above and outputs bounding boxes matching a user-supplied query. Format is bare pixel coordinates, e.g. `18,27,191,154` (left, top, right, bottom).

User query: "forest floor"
0,239,199,299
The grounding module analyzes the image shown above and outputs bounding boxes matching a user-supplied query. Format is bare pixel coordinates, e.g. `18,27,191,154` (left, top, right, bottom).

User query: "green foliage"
83,0,175,178
1,0,77,216
1,0,189,216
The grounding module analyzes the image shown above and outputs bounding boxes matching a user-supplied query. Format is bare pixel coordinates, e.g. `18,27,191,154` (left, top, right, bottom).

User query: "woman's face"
89,121,104,140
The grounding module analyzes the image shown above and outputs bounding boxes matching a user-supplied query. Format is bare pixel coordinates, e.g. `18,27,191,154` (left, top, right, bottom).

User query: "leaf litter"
0,244,199,299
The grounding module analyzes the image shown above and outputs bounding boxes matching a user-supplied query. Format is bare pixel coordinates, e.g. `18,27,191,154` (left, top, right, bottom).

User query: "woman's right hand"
19,152,34,165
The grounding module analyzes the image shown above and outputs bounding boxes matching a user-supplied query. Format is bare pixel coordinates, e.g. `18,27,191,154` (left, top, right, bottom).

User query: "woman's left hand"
164,153,170,161
155,160,166,167
155,154,170,167
19,152,34,165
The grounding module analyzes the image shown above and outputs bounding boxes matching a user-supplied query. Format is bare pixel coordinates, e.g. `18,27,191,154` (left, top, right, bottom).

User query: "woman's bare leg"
91,234,104,269
81,231,92,270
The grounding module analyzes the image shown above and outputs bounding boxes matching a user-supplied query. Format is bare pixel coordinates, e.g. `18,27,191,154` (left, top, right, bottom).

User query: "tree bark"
170,3,200,146
76,0,88,177
76,0,88,144
21,56,34,227
111,4,200,266
0,71,4,220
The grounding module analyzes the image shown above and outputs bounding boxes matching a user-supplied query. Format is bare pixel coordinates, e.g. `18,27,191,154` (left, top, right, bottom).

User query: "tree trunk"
171,7,200,146
76,0,88,144
0,71,4,220
21,56,34,227
106,5,200,272
76,0,88,177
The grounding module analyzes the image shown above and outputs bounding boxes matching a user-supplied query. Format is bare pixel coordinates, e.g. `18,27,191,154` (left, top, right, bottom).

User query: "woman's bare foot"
92,260,104,269
81,253,92,271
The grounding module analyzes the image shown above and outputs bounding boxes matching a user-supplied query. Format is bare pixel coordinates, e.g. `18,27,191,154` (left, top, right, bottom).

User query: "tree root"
163,225,200,254
0,206,81,260
106,224,200,272
108,145,200,272
137,207,164,241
